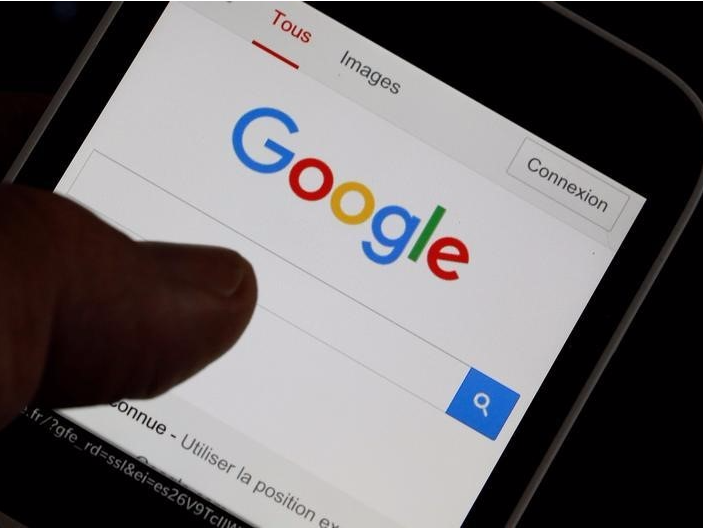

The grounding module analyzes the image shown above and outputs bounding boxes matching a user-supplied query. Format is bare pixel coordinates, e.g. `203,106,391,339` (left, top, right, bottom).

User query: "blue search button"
447,368,520,440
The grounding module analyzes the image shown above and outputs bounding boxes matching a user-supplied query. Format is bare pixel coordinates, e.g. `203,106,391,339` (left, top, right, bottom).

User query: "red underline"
251,40,299,70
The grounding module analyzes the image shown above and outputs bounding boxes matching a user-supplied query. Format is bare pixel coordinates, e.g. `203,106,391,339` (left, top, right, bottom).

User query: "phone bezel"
4,3,703,526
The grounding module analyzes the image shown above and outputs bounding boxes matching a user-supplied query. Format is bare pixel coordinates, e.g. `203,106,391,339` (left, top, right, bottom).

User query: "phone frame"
3,3,703,526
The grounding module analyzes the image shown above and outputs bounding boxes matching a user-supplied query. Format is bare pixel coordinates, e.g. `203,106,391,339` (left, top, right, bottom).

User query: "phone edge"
1,2,123,185
506,3,703,526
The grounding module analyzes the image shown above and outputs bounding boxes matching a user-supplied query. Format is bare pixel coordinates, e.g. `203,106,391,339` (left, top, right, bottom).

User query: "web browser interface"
55,3,645,527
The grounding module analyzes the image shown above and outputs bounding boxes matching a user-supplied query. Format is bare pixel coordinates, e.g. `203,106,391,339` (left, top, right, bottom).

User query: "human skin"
0,184,257,428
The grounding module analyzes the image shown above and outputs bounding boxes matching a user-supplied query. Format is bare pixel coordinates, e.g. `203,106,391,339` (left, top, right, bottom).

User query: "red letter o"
288,157,334,201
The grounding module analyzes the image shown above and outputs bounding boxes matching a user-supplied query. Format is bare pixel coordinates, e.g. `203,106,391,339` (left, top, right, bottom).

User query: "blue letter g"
232,107,298,173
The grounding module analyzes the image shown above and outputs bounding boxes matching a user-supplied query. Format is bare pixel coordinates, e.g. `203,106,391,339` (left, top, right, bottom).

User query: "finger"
0,185,257,426
140,241,248,297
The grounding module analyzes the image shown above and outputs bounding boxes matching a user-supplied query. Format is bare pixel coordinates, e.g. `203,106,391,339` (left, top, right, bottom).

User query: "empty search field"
67,150,517,439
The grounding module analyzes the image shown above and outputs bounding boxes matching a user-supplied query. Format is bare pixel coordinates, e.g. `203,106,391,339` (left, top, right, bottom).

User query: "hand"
0,183,257,429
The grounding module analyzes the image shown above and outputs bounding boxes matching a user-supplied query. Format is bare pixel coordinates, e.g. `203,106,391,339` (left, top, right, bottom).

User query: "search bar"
508,138,629,231
68,150,518,439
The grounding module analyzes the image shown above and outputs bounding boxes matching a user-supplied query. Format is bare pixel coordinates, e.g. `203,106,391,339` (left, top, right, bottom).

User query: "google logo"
232,107,470,280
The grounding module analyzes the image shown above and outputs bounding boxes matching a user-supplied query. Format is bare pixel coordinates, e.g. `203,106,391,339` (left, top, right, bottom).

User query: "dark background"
0,3,699,525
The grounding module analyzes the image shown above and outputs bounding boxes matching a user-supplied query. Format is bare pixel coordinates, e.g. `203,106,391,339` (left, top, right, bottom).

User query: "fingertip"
139,242,257,299
122,245,258,400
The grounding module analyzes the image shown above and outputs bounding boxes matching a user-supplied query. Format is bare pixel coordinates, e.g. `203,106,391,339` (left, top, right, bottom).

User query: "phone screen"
49,3,644,527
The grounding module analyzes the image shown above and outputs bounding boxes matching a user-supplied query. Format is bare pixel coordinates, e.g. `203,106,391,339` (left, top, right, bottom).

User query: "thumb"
0,185,257,427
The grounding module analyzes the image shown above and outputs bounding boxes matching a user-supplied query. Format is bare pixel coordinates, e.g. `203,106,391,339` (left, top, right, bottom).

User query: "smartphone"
2,3,702,527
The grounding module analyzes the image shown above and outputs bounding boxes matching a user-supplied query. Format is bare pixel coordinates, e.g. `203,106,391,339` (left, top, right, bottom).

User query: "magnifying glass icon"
473,392,490,417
